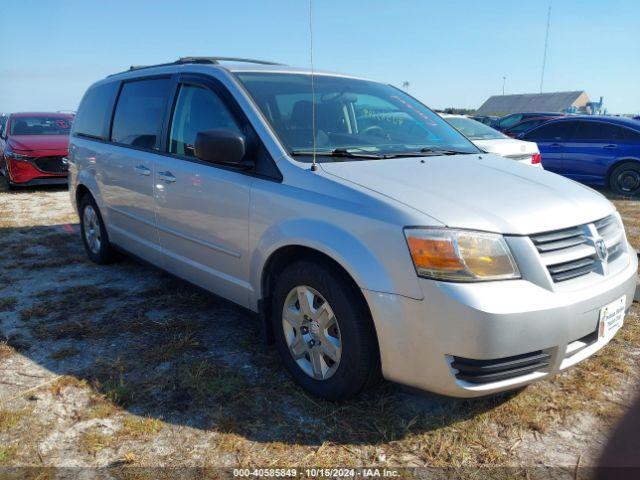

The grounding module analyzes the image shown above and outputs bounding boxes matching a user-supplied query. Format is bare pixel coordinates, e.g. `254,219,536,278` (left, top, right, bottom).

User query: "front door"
562,121,628,184
154,78,252,307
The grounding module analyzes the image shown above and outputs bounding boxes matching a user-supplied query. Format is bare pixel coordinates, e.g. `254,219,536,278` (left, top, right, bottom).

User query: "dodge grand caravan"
68,57,637,400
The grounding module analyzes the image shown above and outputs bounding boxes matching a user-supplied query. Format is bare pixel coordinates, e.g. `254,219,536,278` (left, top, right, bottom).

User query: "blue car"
520,116,640,195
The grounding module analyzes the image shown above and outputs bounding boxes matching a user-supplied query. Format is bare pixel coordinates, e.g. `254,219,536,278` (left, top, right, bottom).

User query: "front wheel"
79,194,115,264
609,161,640,196
271,261,380,401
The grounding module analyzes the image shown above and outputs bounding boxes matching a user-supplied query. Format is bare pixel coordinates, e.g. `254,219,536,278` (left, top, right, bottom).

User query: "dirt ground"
0,178,638,479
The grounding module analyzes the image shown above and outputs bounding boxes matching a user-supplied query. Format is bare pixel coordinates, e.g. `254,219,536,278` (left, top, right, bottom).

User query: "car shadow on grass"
0,223,518,446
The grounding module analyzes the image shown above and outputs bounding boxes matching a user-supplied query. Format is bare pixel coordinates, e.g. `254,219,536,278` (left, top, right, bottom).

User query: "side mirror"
194,129,252,168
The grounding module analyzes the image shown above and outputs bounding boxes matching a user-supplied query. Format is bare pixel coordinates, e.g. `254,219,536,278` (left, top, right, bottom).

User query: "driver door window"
169,84,241,158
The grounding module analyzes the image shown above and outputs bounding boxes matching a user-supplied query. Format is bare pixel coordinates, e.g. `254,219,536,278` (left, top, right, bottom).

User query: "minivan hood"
8,135,69,152
320,154,614,235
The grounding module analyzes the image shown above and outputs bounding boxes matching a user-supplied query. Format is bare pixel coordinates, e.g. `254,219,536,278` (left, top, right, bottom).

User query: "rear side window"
169,84,241,157
574,121,627,141
499,114,522,129
111,78,172,149
73,82,119,140
524,122,575,141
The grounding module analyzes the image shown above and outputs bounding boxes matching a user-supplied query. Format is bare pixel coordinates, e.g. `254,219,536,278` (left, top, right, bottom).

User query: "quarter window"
169,84,241,157
73,82,119,140
111,79,172,149
623,128,640,141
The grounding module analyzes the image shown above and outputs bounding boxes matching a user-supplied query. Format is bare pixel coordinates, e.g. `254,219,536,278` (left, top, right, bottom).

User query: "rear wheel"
271,261,380,401
79,194,115,264
609,161,640,196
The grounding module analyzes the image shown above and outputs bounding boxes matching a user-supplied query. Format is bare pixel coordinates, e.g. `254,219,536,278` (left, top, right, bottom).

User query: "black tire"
609,161,640,196
271,260,381,401
79,194,115,264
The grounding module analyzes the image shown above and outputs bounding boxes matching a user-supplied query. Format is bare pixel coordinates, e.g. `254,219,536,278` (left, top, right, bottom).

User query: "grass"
179,360,247,403
118,416,162,439
49,346,80,361
0,340,13,360
79,430,112,456
0,445,17,464
0,410,25,432
0,297,17,312
142,331,202,363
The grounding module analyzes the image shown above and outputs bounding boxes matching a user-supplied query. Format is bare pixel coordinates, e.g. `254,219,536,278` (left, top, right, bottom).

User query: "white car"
441,114,542,167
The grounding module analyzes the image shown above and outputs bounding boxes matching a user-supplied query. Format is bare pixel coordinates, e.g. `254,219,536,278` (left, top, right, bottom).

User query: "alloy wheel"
281,285,342,380
83,205,102,254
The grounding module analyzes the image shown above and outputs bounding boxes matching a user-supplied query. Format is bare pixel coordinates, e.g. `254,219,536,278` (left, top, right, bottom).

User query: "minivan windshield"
444,116,507,140
236,73,479,160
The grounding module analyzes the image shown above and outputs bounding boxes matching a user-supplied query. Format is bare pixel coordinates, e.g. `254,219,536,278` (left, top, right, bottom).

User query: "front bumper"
364,244,637,398
6,156,68,185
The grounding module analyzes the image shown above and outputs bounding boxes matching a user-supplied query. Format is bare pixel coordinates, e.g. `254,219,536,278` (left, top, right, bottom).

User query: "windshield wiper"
290,148,387,160
419,147,474,155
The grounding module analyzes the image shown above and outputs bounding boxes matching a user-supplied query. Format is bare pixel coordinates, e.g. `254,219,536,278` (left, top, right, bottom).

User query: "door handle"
134,165,151,176
549,143,562,148
158,171,176,183
603,144,617,150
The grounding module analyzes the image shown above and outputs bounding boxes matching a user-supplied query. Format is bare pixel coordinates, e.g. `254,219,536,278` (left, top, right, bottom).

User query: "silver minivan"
69,57,637,400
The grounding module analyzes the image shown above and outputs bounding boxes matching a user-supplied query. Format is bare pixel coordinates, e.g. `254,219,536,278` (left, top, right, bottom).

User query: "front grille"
34,156,67,174
451,351,551,384
530,215,625,283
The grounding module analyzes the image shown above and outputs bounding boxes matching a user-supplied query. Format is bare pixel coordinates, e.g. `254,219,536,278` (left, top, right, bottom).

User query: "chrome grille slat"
530,227,583,245
539,243,596,267
534,236,586,253
530,214,626,283
547,257,595,275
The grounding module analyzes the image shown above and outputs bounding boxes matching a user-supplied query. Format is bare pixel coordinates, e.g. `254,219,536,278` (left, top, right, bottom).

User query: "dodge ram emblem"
595,239,608,262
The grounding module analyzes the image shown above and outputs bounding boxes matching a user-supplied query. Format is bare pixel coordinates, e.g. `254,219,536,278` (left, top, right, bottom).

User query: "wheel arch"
606,158,640,181
258,243,381,348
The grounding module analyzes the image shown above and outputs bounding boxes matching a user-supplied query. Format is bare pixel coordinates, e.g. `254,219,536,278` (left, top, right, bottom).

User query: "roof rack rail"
114,56,284,76
176,56,283,66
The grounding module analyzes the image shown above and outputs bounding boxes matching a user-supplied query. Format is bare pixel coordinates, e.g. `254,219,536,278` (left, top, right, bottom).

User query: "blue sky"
2,0,639,114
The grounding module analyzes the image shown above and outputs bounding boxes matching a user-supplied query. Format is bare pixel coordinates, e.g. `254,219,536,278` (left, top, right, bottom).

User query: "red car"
0,112,74,188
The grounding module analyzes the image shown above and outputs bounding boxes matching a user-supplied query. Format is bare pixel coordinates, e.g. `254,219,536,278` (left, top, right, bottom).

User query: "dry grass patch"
79,430,113,456
0,445,17,464
49,375,89,396
118,416,163,439
0,410,25,432
82,397,121,421
0,340,14,360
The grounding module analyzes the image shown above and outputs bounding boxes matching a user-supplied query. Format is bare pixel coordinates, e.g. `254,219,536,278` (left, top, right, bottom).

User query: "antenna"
540,5,551,93
308,0,318,171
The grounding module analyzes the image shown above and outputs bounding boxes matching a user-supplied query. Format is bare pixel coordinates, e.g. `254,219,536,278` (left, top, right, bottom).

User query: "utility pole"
540,5,551,93
502,76,506,95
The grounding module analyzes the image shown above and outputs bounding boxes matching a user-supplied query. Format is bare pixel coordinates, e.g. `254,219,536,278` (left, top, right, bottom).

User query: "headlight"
404,228,520,282
5,148,33,162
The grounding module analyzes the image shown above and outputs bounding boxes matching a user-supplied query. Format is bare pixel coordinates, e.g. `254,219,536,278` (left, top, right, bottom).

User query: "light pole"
502,76,506,95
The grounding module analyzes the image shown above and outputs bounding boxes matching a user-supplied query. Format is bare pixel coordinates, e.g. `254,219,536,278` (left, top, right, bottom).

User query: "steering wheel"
362,125,389,139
